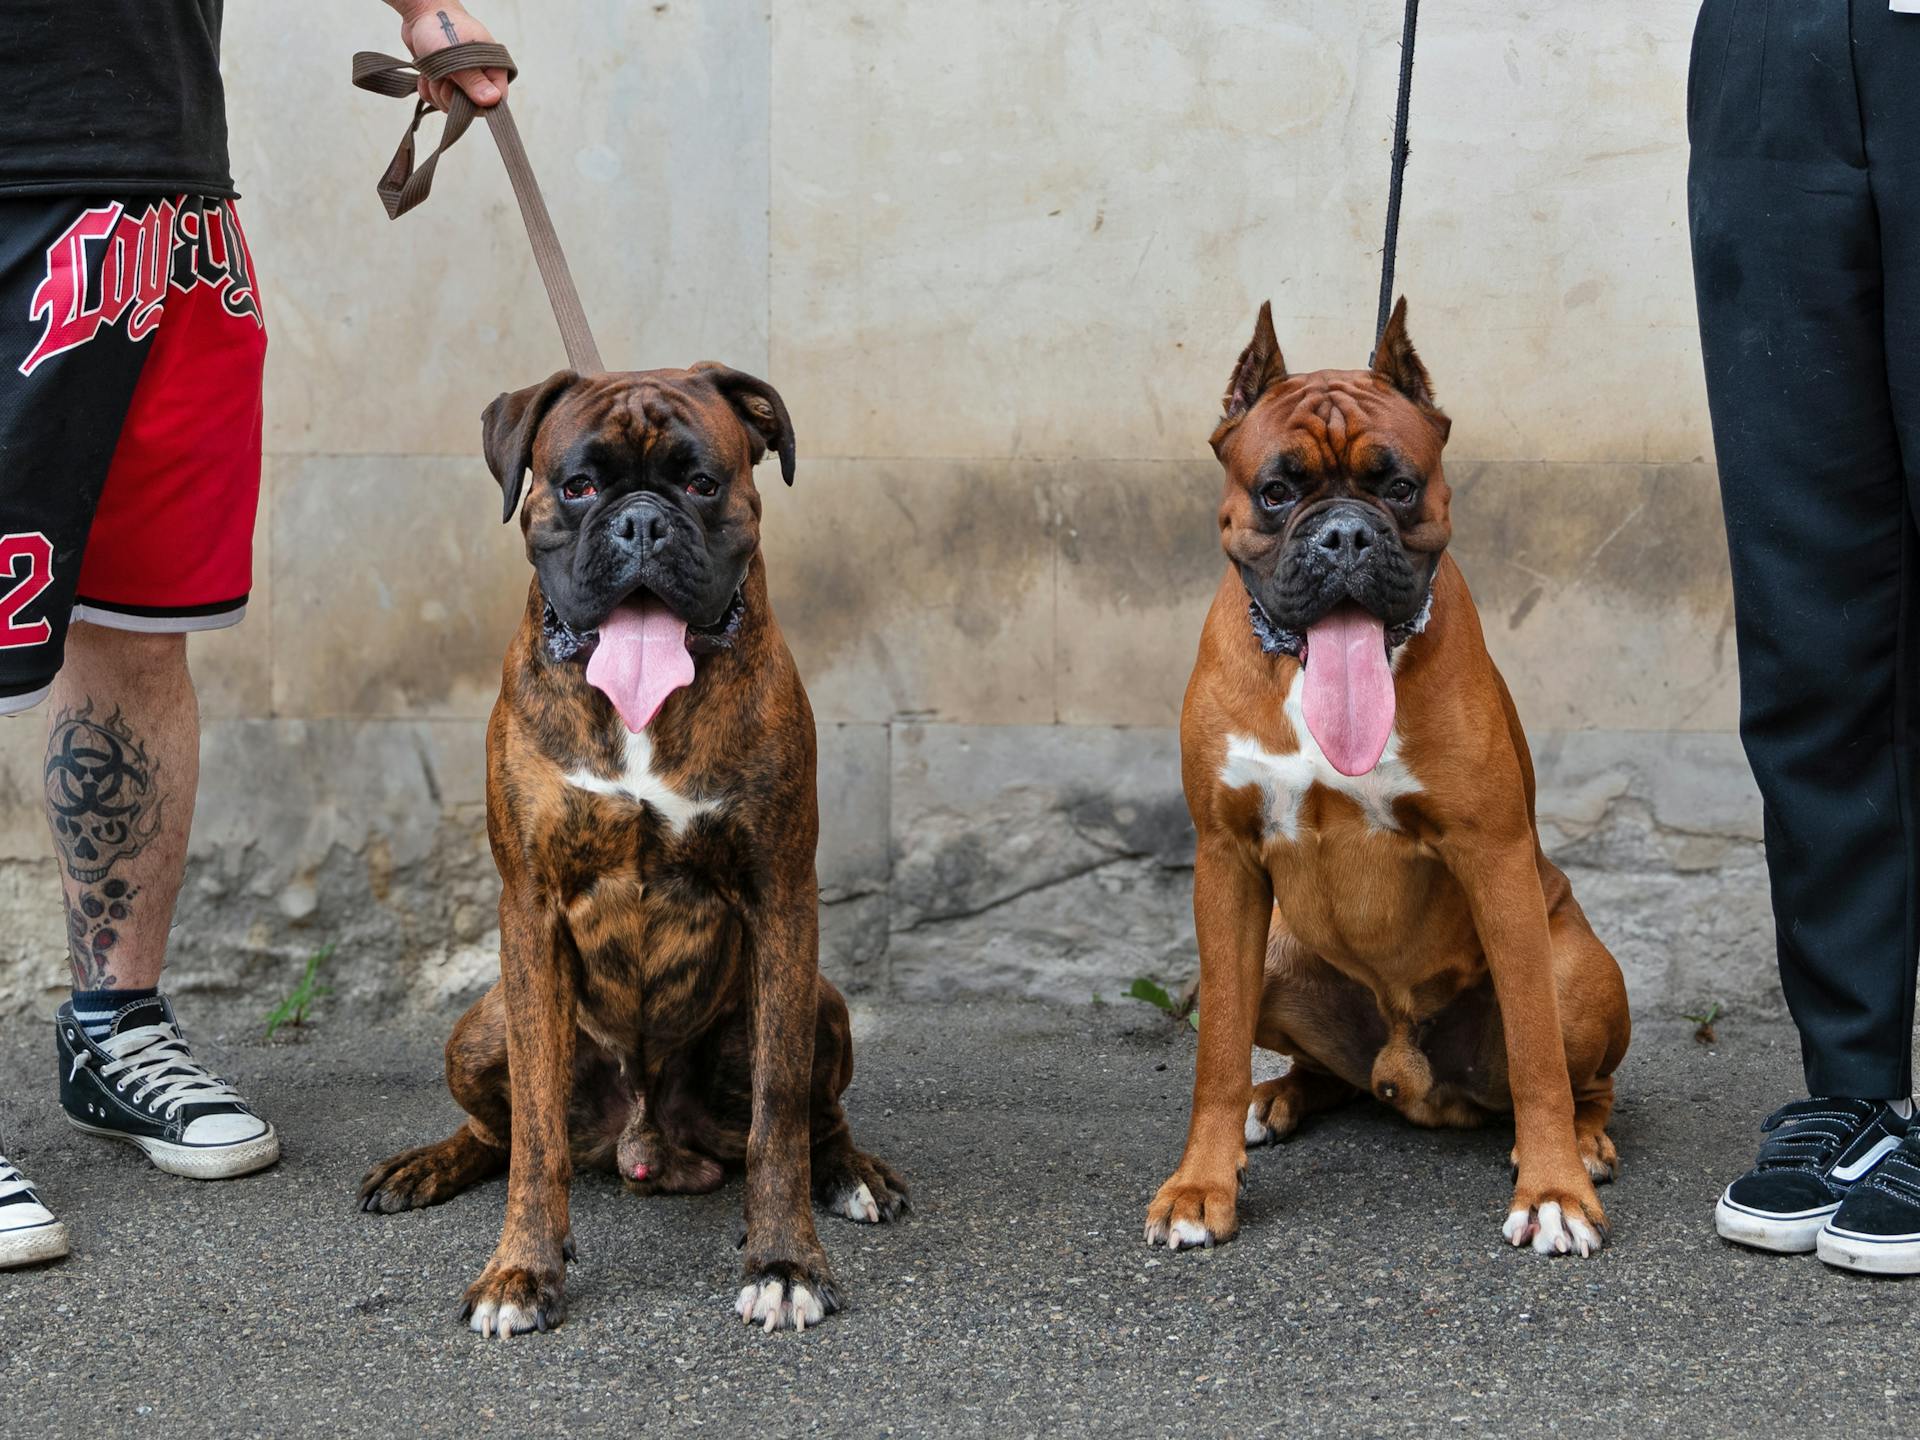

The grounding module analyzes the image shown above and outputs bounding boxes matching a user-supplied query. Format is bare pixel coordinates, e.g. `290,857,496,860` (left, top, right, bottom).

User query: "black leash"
1373,0,1420,350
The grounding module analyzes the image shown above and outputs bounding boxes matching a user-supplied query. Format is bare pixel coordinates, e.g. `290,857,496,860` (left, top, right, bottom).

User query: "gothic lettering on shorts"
46,700,162,989
18,199,263,377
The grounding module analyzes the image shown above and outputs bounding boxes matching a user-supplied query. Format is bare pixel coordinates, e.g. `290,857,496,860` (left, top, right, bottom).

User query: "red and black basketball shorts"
0,193,267,714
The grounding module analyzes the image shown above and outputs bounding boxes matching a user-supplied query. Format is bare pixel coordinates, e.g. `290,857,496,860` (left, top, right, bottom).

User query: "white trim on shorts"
0,682,53,717
70,601,248,634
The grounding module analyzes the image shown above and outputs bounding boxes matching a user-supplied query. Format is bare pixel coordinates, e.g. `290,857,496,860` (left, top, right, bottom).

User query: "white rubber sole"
1817,1224,1920,1276
0,1218,70,1269
67,1115,280,1180
1713,1191,1836,1253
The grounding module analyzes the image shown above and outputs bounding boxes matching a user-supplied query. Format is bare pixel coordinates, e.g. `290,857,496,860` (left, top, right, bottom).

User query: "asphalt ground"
1,999,1911,1438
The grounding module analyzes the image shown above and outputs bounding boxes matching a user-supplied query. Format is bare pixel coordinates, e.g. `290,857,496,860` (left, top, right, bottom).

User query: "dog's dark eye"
561,476,597,501
686,475,720,498
1258,481,1292,510
1384,479,1417,504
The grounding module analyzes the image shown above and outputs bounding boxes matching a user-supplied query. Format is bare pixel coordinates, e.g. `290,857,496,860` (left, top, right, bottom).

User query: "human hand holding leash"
386,0,509,109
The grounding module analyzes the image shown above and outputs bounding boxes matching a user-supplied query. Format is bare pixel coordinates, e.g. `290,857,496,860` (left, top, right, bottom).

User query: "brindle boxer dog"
1145,300,1630,1258
359,364,907,1336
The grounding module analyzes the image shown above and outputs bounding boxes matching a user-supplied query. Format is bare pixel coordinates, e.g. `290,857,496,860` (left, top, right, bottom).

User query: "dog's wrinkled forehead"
1253,372,1444,476
536,372,750,475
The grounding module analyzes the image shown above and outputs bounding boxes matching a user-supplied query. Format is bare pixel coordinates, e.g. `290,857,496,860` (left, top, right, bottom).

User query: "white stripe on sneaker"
1831,1135,1903,1183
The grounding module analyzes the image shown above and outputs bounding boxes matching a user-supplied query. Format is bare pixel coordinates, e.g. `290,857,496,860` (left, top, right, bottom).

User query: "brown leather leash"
352,41,605,374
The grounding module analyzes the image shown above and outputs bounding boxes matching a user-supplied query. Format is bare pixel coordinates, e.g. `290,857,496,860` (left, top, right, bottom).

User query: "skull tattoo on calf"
44,700,162,987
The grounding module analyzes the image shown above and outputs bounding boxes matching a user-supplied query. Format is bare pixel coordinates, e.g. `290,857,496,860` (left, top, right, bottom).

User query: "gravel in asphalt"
1,999,1913,1438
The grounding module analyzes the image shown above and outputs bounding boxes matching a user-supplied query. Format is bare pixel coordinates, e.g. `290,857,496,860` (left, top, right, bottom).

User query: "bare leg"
43,623,197,990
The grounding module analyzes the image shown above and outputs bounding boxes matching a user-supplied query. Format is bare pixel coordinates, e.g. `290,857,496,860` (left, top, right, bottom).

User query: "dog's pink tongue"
1301,606,1396,777
584,596,694,733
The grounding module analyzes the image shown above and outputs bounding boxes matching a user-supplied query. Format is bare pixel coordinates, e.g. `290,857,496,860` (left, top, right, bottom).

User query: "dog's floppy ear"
692,362,796,486
1370,297,1450,440
481,370,579,523
1221,300,1289,425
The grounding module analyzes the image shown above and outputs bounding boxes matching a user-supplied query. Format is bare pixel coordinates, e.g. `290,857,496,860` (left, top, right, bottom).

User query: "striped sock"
70,987,157,1042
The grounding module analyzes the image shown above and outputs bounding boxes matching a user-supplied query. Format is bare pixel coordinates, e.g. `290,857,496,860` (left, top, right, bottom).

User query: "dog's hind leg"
1573,1083,1619,1184
359,1125,507,1214
1245,1066,1361,1148
1244,927,1376,1147
807,978,909,1224
359,985,512,1213
1552,901,1628,1186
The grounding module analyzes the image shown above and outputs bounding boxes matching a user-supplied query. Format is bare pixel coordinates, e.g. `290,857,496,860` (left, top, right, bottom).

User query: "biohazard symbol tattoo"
45,700,163,987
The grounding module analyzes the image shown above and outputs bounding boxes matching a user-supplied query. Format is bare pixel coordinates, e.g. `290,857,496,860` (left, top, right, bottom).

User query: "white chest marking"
565,728,718,836
1218,670,1423,841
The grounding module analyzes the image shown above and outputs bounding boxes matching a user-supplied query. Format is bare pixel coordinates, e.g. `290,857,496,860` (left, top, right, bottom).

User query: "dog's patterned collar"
541,589,747,665
1245,587,1433,661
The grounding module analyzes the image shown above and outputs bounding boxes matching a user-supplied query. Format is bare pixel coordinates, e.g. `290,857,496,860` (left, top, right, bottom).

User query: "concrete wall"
0,1,1770,1020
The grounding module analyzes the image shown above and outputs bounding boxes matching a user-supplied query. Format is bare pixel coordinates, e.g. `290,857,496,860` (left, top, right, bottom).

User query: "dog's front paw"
735,1256,841,1334
461,1263,567,1338
1144,1169,1241,1251
1502,1179,1608,1258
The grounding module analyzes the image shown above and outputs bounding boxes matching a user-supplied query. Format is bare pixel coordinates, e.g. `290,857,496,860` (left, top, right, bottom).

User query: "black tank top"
0,0,233,198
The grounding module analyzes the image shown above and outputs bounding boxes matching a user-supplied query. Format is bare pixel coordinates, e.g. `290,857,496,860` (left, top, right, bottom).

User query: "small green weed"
1127,976,1200,1031
1681,1001,1722,1046
265,945,335,1041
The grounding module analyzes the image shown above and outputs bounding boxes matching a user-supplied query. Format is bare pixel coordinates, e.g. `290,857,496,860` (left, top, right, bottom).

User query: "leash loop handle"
352,42,605,375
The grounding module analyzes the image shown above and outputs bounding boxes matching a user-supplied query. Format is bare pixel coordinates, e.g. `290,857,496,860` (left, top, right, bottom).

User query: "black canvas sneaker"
0,1148,67,1268
1714,1097,1910,1253
56,995,279,1180
1818,1130,1920,1275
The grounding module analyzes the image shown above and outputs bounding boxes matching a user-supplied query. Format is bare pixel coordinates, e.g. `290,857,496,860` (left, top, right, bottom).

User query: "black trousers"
1689,0,1920,1098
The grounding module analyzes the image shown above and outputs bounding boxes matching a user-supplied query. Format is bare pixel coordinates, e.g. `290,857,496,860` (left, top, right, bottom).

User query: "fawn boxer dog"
359,364,907,1336
1145,300,1630,1258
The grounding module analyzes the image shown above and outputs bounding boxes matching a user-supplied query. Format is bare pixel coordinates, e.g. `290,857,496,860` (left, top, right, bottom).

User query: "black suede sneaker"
1714,1097,1910,1253
1818,1130,1920,1275
57,995,279,1180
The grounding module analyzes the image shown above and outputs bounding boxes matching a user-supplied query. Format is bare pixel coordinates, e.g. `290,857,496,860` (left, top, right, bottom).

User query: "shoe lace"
0,1155,33,1203
1755,1097,1881,1172
1866,1133,1920,1202
68,1021,247,1121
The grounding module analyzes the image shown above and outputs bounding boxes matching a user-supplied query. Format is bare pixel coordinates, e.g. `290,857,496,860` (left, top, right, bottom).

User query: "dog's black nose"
612,506,671,555
1316,513,1374,561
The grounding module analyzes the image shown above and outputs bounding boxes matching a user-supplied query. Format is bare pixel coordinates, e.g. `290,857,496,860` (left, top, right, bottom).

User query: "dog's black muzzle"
1254,500,1429,634
541,493,743,634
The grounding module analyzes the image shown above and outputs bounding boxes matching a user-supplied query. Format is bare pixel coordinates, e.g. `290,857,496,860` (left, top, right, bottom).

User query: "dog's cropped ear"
1370,298,1450,440
1221,300,1289,426
693,362,797,486
481,370,579,523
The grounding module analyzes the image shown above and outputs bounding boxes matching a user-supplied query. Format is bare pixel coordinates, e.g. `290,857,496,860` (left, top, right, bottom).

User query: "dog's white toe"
1502,1207,1533,1247
1168,1218,1214,1250
469,1300,540,1339
1244,1103,1272,1146
1530,1201,1572,1255
840,1182,880,1223
1565,1213,1603,1258
1504,1201,1602,1257
735,1277,825,1333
